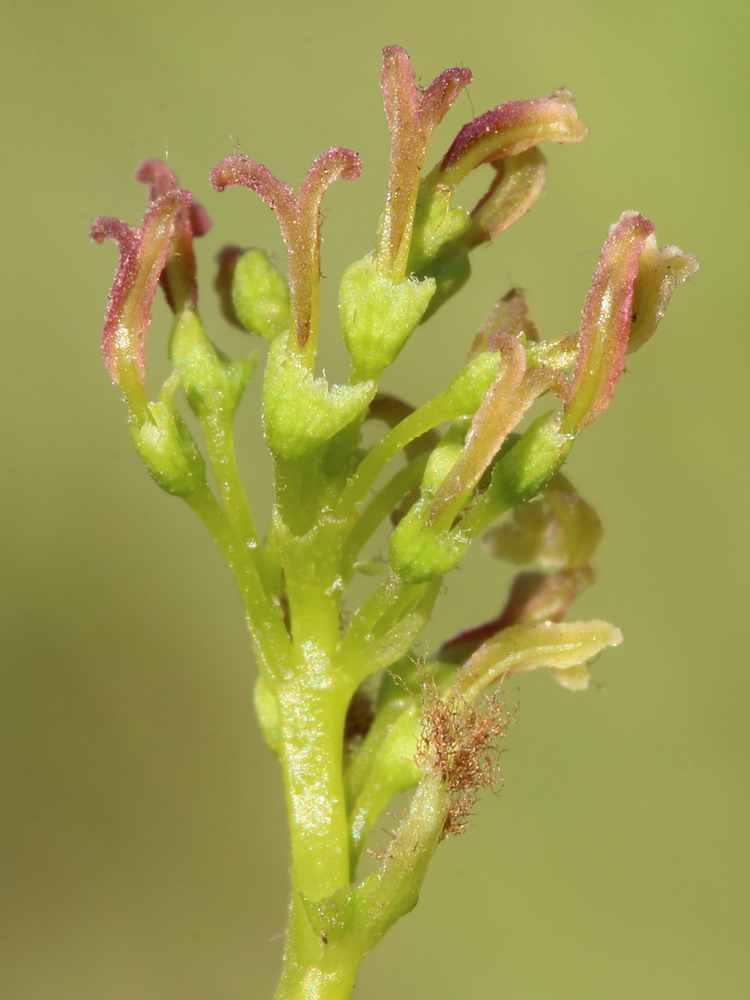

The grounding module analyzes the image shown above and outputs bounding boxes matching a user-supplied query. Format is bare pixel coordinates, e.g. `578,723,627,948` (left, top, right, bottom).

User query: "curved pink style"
378,45,472,279
91,190,190,397
136,159,211,311
439,90,586,186
563,212,655,432
211,148,361,352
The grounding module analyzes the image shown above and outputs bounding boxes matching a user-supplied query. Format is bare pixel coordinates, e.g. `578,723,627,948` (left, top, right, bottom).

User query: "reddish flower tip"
563,212,655,433
211,149,361,353
381,45,472,130
92,190,190,404
135,160,212,239
439,90,586,186
133,159,210,312
210,156,295,215
378,46,472,279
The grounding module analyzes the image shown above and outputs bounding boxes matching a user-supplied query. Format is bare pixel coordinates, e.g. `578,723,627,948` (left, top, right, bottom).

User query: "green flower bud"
170,309,257,422
263,334,375,460
389,499,468,583
133,396,206,497
408,184,471,272
420,251,471,322
339,254,435,380
486,411,571,510
232,249,290,341
421,421,468,495
442,351,500,415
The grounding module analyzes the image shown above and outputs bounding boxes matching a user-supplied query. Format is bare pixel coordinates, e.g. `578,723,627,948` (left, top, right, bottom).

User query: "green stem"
273,940,361,1000
185,485,290,673
340,454,428,581
348,771,450,955
274,674,357,999
454,492,512,540
198,409,289,603
203,415,261,550
336,393,454,517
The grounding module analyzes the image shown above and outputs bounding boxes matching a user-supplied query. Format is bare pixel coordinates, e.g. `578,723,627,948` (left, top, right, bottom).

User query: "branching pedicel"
92,46,697,1000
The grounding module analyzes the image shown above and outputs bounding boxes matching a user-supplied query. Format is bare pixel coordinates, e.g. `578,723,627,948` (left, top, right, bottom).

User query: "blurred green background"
2,0,747,997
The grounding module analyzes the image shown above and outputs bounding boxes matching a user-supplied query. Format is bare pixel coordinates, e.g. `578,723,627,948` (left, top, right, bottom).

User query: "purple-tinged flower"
436,89,586,188
429,336,554,530
438,471,604,675
91,162,210,415
464,146,547,249
458,617,621,695
562,212,698,434
378,45,472,280
485,472,603,570
91,190,190,415
468,287,539,359
211,148,361,363
439,567,594,665
412,91,584,268
135,160,211,313
407,89,585,283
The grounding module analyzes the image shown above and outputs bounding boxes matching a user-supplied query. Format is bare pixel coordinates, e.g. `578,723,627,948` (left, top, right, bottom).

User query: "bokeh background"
2,0,748,997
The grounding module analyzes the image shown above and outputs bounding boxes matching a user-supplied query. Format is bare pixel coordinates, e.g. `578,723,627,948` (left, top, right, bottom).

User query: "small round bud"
170,310,257,422
339,255,435,380
133,400,206,497
487,411,570,509
389,500,468,583
263,334,375,460
232,249,291,342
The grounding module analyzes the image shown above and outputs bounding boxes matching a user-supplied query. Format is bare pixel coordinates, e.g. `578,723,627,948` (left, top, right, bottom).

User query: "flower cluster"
92,46,697,1000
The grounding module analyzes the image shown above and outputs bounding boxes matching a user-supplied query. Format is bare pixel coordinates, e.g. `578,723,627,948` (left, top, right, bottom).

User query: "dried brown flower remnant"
416,683,514,837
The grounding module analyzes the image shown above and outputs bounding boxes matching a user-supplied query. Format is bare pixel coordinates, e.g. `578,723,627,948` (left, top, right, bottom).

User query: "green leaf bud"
231,248,290,341
339,254,435,380
263,334,375,460
389,499,468,583
170,309,257,422
132,396,206,497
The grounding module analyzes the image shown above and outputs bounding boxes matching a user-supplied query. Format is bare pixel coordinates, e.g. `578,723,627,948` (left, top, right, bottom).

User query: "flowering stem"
348,772,450,952
92,44,696,999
